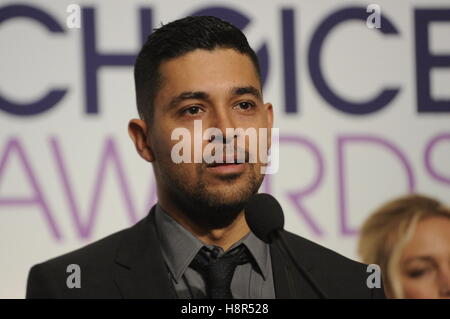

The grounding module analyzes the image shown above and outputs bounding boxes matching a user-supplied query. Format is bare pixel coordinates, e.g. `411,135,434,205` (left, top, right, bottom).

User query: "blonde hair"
358,194,450,298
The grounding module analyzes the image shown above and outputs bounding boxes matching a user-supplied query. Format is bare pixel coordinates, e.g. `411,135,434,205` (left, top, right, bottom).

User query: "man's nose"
210,108,236,144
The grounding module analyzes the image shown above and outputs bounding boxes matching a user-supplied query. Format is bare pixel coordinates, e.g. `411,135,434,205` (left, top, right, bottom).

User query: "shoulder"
283,230,364,270
282,230,385,299
33,221,136,270
26,216,149,298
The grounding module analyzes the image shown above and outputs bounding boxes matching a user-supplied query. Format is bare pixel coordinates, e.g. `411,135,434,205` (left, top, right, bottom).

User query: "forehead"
402,216,450,260
157,48,261,96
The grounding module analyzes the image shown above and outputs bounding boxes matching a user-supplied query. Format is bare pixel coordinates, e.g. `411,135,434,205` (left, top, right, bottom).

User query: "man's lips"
205,154,247,174
205,154,247,167
206,162,246,174
206,160,244,167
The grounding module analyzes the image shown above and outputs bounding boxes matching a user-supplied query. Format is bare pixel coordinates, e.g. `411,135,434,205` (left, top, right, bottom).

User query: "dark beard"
161,164,263,229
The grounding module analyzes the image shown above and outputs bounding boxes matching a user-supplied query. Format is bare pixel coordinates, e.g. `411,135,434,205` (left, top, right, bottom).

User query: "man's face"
146,48,273,228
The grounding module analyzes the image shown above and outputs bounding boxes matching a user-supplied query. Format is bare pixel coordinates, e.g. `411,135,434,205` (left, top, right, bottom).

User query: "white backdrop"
1,0,449,298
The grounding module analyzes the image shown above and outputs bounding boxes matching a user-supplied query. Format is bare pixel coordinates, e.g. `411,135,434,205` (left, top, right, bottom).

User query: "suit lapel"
113,206,176,298
270,233,321,299
112,206,322,299
270,241,293,298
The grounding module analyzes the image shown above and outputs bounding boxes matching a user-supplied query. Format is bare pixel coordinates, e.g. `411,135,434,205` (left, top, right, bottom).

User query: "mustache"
202,147,249,165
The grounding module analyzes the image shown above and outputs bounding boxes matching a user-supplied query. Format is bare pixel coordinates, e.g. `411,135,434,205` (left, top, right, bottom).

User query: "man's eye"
235,101,254,110
183,106,202,115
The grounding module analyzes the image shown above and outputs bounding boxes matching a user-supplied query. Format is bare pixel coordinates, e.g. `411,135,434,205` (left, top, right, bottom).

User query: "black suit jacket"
26,205,385,299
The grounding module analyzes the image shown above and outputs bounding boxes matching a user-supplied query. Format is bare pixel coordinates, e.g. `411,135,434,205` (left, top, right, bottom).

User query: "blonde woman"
358,194,450,299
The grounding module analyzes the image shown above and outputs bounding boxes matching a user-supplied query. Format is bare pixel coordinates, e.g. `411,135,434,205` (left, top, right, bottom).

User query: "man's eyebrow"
167,91,209,109
231,86,262,100
166,86,261,110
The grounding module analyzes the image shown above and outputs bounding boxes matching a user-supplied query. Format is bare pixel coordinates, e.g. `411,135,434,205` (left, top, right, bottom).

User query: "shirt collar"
155,204,203,284
154,203,270,283
238,231,270,280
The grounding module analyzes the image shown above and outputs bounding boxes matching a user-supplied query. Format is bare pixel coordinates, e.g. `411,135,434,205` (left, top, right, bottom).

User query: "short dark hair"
134,16,261,124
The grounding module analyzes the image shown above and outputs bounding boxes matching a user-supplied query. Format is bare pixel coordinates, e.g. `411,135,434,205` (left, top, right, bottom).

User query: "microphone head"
244,193,284,243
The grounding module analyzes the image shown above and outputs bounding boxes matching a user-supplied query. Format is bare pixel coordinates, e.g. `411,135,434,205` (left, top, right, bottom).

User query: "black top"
154,203,275,298
26,205,386,299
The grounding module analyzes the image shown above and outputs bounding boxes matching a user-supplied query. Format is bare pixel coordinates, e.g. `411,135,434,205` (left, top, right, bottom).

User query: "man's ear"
128,119,155,162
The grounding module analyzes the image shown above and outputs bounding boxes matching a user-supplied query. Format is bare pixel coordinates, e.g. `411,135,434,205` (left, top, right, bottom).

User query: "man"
26,16,384,299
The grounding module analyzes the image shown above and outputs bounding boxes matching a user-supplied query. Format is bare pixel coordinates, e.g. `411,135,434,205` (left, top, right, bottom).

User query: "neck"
195,212,250,251
158,197,250,251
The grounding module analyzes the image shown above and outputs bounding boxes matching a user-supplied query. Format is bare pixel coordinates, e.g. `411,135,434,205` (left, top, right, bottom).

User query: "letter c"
0,5,67,116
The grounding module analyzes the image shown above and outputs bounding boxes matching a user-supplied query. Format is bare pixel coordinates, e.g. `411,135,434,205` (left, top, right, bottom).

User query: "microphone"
245,193,328,299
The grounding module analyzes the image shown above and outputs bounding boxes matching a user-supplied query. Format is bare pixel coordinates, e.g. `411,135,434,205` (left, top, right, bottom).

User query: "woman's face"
399,216,450,298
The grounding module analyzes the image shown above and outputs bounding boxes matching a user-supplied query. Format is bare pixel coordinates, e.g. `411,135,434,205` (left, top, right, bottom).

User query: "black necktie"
190,245,250,299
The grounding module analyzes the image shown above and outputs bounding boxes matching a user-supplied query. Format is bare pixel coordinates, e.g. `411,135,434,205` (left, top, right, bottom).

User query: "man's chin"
161,163,263,229
201,168,263,204
203,190,248,208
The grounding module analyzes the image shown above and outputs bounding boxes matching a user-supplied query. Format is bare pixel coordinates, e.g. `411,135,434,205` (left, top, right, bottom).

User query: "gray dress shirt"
154,204,275,299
